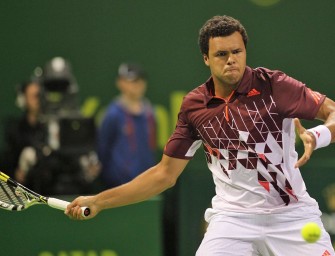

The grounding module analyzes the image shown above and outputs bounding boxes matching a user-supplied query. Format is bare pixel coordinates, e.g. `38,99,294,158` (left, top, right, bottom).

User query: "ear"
203,54,210,66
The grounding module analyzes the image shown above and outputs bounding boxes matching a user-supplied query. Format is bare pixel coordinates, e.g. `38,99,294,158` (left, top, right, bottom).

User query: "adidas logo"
316,130,321,138
247,88,260,97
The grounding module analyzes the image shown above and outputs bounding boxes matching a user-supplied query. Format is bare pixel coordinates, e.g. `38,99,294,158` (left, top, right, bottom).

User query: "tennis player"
66,15,335,255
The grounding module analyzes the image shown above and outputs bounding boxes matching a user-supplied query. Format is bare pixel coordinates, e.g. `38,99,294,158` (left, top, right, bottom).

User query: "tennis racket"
0,171,90,217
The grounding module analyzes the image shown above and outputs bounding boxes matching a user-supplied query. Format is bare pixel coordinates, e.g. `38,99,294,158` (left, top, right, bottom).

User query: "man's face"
203,31,246,89
25,83,40,113
117,78,147,101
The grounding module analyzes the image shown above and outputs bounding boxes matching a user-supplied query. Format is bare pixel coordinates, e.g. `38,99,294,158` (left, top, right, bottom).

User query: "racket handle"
48,197,90,217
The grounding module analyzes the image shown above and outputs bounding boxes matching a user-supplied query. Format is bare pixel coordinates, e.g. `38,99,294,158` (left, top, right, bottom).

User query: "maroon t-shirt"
164,66,325,212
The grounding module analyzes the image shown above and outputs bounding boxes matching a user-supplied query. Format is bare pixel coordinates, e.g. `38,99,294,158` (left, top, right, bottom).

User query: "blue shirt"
97,98,156,188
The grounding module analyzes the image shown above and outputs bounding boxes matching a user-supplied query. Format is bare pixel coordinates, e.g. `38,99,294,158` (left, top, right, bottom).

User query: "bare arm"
65,154,189,219
295,97,335,168
315,97,335,141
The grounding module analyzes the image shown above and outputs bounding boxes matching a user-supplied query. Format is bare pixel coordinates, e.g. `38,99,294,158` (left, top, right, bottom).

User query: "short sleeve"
163,100,202,159
270,71,326,119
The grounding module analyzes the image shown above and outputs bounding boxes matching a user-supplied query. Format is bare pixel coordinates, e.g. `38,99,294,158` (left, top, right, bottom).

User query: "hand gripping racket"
0,171,90,217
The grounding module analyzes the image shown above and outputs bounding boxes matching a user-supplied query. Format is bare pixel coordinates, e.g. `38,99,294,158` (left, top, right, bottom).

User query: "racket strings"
0,179,26,207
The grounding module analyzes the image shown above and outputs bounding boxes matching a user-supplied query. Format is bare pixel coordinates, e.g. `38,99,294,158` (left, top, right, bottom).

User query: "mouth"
225,67,239,72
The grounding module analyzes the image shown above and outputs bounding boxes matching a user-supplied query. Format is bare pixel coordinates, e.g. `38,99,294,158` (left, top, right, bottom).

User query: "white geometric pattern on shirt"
200,96,297,205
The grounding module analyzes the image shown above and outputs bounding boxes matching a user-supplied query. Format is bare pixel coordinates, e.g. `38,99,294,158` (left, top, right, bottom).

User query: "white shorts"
196,206,334,256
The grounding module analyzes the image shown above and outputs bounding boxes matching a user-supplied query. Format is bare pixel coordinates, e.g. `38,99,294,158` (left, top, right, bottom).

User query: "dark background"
1,1,335,255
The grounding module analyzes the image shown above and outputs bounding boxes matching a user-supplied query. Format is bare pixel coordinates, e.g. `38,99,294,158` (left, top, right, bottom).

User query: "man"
66,16,335,255
1,80,45,184
97,62,156,188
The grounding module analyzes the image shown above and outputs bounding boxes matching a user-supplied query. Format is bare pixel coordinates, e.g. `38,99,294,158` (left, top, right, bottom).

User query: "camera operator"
32,56,101,195
1,80,46,184
2,57,101,195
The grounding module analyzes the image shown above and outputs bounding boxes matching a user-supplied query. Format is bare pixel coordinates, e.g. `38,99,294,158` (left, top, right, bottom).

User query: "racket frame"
0,171,90,217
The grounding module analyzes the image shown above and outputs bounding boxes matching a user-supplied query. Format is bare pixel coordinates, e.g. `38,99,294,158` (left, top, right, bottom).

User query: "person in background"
1,80,46,184
97,62,157,188
1,62,102,196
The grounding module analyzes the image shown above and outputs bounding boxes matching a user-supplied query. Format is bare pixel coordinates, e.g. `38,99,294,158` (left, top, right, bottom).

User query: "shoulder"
3,116,21,133
142,98,154,110
182,83,208,105
252,67,288,83
102,101,125,122
106,100,124,114
249,67,302,92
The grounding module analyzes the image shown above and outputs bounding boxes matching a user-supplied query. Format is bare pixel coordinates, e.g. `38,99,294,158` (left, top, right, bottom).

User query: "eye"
232,49,242,54
216,51,227,57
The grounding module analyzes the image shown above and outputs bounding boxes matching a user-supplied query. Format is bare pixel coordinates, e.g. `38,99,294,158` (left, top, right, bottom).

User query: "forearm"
315,97,335,143
66,155,188,219
325,111,335,142
94,164,176,210
295,98,335,167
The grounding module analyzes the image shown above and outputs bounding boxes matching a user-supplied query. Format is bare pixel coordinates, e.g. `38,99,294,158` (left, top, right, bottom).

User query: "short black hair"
19,80,39,94
198,15,248,55
118,62,147,81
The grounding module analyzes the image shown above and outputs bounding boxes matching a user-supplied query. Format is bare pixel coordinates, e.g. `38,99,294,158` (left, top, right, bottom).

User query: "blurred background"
0,0,335,256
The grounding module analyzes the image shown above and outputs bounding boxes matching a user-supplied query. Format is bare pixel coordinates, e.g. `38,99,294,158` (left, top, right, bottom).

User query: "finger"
295,138,314,168
65,204,72,214
69,206,81,220
295,153,310,168
65,207,76,219
76,205,84,219
65,200,78,214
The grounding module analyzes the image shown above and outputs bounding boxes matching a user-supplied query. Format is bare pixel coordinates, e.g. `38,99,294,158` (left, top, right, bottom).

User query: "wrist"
306,125,331,150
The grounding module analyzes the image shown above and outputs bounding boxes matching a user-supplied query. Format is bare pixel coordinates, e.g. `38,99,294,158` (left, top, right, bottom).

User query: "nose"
227,54,236,65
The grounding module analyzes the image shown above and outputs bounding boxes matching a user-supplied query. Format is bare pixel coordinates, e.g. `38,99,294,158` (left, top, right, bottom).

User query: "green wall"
0,197,162,256
1,1,335,256
1,0,335,137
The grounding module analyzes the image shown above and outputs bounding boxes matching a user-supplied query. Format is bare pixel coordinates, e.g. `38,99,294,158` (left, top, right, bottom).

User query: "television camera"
25,57,99,195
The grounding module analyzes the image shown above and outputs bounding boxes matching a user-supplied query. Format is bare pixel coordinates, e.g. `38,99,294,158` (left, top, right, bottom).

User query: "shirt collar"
203,66,253,105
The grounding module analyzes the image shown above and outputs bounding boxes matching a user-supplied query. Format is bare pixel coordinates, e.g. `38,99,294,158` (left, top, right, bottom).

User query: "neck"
26,111,39,126
211,75,240,100
119,96,144,114
214,83,237,100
